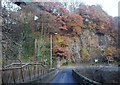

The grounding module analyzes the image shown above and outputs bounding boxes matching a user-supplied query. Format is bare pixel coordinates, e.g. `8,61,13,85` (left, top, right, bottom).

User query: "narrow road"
50,68,79,84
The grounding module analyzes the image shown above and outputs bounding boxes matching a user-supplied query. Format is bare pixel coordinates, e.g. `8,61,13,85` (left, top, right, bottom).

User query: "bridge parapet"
72,66,120,84
72,69,101,85
32,69,59,83
1,62,49,84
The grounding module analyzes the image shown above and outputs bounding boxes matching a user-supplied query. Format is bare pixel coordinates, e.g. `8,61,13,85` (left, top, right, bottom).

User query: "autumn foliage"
53,45,71,59
81,46,91,61
105,47,116,61
2,1,117,64
76,4,115,34
26,2,117,63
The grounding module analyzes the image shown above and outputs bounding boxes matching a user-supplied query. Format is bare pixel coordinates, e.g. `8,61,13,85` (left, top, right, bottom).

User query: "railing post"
42,69,43,75
20,68,24,82
43,69,44,75
37,65,39,77
28,65,31,81
2,71,5,84
12,70,16,83
8,70,12,83
34,65,35,78
2,74,4,84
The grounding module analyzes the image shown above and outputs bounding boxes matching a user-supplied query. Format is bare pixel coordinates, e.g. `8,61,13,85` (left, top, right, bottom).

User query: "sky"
80,0,119,17
1,0,120,17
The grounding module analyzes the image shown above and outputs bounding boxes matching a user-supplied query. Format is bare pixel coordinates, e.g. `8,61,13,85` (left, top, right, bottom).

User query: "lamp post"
50,32,58,69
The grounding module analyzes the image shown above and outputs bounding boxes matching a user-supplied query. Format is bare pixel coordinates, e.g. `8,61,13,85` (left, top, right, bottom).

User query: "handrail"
2,63,47,70
21,63,29,68
3,63,13,68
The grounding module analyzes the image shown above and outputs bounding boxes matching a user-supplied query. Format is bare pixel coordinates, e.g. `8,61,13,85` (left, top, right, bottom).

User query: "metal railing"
1,62,49,84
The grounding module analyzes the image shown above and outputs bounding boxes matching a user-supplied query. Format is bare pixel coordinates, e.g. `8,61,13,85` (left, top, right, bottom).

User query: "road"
50,68,79,84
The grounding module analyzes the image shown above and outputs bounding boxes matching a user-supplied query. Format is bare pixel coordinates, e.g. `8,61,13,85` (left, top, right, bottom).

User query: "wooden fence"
1,63,49,84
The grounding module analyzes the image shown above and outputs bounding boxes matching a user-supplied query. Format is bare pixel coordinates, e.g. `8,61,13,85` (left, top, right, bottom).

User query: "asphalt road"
50,68,79,84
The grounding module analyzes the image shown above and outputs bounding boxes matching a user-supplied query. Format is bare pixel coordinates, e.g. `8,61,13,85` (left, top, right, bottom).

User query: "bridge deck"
50,68,79,84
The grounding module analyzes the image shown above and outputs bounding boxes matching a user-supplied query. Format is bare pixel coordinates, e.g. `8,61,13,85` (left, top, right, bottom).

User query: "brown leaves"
53,45,71,59
76,4,115,34
81,46,91,61
67,14,83,27
73,27,82,34
105,47,116,57
104,47,116,61
59,26,68,30
53,35,69,47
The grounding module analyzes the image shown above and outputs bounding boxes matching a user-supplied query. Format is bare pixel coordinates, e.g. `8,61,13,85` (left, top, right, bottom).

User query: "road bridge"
1,63,95,84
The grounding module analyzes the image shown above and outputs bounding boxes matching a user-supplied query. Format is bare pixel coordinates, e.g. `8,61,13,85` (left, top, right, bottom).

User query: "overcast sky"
79,0,119,17
1,0,120,17
59,0,120,17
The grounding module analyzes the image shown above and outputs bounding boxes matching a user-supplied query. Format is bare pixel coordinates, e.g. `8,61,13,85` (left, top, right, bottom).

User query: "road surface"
50,68,79,84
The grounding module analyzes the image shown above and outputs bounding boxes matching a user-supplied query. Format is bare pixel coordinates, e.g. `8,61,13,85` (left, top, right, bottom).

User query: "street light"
50,32,58,69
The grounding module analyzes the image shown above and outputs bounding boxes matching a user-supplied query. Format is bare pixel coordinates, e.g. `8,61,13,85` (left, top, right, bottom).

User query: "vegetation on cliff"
1,1,119,66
